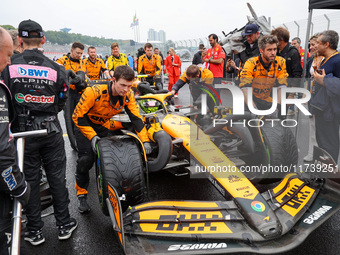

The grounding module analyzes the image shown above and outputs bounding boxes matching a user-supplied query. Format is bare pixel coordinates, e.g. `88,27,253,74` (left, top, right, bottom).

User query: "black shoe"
58,218,78,240
78,195,90,213
24,229,45,246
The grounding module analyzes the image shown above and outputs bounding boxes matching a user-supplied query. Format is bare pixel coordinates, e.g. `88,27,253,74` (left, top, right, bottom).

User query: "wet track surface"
24,81,340,255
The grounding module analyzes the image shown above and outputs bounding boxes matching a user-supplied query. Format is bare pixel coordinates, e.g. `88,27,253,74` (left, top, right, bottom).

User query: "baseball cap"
242,24,259,36
18,19,44,38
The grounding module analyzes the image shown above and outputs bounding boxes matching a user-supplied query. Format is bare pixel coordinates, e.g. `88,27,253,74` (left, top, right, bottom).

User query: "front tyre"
96,136,144,216
247,122,298,183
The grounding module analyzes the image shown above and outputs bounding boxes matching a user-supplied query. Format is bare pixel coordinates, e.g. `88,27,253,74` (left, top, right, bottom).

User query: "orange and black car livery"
72,83,149,143
57,54,86,91
240,56,288,102
138,54,161,77
83,57,108,80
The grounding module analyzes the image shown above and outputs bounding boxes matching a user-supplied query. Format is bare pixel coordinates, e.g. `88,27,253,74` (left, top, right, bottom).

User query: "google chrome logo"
251,201,265,212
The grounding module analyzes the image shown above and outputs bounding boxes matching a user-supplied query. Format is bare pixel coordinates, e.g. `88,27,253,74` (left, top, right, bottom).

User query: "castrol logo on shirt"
15,93,55,103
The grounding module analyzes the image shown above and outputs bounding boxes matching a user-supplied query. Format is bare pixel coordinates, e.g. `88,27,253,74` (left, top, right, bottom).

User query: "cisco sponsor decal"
15,93,55,104
251,201,265,212
168,243,227,251
303,205,332,225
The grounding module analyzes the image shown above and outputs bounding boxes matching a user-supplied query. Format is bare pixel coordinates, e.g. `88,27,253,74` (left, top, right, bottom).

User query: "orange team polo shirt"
204,45,225,78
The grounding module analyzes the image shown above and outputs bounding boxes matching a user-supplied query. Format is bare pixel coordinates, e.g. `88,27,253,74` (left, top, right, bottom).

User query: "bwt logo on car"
18,66,49,78
15,93,55,103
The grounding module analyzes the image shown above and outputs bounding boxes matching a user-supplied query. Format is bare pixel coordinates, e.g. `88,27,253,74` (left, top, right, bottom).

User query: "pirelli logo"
139,212,232,234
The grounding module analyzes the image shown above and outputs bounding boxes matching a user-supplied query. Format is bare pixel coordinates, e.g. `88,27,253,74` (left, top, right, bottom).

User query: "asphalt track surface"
23,79,340,255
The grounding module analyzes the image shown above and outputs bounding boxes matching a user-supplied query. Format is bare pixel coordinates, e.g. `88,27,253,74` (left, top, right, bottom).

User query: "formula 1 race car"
93,82,340,254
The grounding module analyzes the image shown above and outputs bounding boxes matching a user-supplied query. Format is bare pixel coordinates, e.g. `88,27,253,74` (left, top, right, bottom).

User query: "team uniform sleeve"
155,56,162,76
217,48,226,60
239,60,254,88
275,58,289,88
107,57,113,72
57,66,69,112
124,55,129,66
172,76,186,93
324,60,340,97
100,59,108,72
201,69,214,85
56,57,64,66
138,56,144,75
124,92,149,143
177,56,182,69
0,164,27,197
72,87,97,141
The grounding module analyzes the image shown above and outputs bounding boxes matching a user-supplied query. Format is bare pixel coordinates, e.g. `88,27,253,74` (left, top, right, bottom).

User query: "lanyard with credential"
319,51,339,69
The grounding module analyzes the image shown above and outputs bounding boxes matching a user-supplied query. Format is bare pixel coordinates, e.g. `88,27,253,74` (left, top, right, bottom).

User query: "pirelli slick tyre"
248,122,298,183
96,136,145,216
64,95,77,151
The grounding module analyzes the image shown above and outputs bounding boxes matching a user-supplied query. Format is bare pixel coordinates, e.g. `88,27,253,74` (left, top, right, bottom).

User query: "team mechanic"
240,35,288,114
2,20,77,246
57,42,87,119
83,46,110,80
138,43,162,89
170,64,216,112
0,27,30,255
72,65,151,213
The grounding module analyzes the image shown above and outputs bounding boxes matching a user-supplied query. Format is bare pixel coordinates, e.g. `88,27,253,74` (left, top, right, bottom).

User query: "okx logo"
18,66,48,78
15,93,55,104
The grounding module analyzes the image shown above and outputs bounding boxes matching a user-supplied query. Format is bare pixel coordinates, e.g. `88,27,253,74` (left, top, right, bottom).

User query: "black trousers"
75,124,113,195
24,130,70,231
315,114,340,162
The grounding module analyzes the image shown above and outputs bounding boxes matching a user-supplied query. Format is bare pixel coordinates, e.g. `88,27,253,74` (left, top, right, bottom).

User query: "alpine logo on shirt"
15,93,55,104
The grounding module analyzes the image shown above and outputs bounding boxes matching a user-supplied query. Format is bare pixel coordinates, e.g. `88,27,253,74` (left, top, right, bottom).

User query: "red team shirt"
204,45,225,78
299,48,310,67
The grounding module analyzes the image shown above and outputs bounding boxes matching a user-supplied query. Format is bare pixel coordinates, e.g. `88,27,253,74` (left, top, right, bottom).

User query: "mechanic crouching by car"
72,65,151,213
2,20,77,246
0,27,31,255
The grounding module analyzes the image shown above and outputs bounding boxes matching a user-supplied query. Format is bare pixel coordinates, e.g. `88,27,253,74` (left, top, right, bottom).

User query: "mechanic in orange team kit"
72,65,151,213
240,35,288,114
83,46,111,80
57,42,87,116
138,43,162,88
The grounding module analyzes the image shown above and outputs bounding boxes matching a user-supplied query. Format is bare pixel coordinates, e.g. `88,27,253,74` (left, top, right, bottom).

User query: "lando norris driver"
72,65,151,213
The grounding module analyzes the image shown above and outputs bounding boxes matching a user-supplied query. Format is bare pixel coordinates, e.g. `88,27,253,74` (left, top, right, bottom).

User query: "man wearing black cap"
2,19,77,246
239,23,260,65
